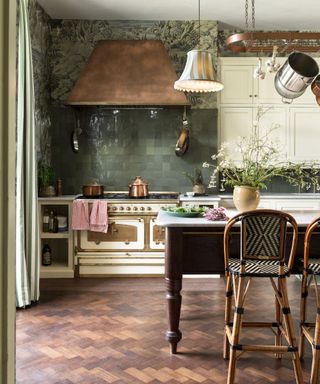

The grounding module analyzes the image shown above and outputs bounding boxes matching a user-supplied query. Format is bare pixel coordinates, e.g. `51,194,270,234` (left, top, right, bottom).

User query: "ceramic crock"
233,185,260,211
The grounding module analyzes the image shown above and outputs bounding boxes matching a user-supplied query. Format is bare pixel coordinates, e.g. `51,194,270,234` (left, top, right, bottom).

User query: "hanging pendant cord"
198,0,201,44
245,0,255,30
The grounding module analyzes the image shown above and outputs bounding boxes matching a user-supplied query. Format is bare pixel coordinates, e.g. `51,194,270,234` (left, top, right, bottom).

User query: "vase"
233,185,260,211
39,185,56,197
192,184,206,195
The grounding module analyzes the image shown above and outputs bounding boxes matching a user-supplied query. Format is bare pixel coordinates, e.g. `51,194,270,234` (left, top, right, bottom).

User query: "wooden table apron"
163,223,320,354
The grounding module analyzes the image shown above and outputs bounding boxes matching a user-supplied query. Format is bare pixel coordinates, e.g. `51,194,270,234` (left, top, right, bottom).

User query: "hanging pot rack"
226,0,320,54
226,31,320,53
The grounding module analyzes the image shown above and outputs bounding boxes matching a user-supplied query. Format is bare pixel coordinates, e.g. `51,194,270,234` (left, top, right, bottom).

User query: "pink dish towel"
89,200,108,233
71,200,90,230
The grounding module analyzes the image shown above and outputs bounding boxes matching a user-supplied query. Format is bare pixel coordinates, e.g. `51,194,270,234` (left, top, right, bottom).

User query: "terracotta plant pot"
233,185,260,211
39,185,56,197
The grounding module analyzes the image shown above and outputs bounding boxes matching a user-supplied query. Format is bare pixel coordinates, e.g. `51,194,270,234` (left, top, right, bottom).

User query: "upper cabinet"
289,107,320,162
218,57,320,164
219,57,319,106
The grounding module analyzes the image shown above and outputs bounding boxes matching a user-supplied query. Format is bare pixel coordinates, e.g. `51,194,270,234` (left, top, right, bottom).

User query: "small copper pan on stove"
82,182,104,197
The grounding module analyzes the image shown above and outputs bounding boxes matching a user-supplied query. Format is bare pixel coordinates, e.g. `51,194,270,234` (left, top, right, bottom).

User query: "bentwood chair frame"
299,216,320,384
223,209,303,384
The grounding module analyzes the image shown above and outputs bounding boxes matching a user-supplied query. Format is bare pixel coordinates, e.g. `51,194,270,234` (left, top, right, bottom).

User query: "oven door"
149,217,165,249
76,216,145,251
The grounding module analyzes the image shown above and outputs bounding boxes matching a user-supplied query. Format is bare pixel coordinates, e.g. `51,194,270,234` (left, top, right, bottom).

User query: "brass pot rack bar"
226,31,320,53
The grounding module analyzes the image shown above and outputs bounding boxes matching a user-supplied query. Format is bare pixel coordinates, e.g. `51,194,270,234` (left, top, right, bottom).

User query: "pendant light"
174,0,223,93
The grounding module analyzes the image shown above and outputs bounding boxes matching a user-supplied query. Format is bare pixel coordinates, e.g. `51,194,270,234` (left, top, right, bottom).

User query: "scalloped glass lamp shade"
174,50,224,93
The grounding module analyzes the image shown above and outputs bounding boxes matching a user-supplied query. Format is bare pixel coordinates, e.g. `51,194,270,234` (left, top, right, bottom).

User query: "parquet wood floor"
16,277,316,383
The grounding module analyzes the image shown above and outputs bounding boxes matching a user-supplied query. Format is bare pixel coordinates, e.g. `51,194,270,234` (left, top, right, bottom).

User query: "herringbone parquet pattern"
16,277,314,383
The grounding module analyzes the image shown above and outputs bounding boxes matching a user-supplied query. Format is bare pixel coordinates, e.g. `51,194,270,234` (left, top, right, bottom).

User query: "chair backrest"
303,216,320,270
224,209,298,270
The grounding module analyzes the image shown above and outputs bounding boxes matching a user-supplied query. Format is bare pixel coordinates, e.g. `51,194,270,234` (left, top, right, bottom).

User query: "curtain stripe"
16,0,40,308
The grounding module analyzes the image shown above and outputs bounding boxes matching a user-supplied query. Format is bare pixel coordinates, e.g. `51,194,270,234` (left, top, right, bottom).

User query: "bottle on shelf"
53,213,59,233
42,244,52,266
48,211,55,232
56,178,62,196
43,208,49,232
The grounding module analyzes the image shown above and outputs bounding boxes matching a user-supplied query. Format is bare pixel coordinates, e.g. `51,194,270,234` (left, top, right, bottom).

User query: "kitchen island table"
156,209,320,354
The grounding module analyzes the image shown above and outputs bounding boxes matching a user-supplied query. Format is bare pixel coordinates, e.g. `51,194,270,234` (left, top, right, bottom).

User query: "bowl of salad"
161,206,206,218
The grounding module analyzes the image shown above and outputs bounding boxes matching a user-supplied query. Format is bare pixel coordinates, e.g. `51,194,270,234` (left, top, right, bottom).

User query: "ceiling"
36,0,320,31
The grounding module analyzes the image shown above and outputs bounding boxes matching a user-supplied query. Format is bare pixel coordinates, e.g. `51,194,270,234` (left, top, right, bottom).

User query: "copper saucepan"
128,176,149,198
175,106,190,157
82,182,104,197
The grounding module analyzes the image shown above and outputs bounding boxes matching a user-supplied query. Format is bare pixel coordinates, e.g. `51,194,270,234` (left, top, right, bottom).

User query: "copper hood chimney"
66,40,189,106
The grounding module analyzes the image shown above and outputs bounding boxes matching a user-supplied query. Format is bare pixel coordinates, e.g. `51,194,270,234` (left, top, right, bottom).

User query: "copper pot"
128,176,149,198
82,183,104,197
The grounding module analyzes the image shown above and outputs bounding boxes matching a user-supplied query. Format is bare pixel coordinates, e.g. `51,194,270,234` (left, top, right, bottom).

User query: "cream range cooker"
74,192,179,276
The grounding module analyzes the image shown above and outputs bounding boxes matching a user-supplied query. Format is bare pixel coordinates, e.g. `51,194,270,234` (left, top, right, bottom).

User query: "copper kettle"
128,176,149,198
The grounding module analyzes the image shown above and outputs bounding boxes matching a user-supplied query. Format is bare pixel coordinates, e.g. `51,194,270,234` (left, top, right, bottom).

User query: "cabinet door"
258,58,286,104
220,65,255,104
258,106,288,161
219,107,288,163
289,107,320,161
219,107,253,162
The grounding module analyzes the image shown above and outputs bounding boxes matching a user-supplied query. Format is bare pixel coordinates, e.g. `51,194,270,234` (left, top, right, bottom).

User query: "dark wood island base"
159,210,320,354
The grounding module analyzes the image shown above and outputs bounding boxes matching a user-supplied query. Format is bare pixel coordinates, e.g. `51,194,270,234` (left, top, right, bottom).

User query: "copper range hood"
66,40,189,107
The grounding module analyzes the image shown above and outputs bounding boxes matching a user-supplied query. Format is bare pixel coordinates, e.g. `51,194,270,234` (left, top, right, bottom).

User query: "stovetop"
77,192,180,200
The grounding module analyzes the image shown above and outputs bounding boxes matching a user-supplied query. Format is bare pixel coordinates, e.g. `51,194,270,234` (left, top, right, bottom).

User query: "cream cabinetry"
219,58,286,105
219,57,318,105
219,106,288,163
38,198,74,278
273,199,320,211
289,107,320,162
220,195,320,211
218,57,320,163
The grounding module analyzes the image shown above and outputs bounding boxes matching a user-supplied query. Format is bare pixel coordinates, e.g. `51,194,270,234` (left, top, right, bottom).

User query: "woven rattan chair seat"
228,258,290,277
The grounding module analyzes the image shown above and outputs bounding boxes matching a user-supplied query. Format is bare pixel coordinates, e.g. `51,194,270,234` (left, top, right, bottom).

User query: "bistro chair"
299,216,320,384
223,209,303,384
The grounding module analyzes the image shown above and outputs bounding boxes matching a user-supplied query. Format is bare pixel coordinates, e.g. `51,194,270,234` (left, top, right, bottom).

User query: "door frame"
0,0,17,383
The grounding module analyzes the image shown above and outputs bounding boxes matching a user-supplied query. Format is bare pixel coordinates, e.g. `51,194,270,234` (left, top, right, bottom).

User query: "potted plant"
38,160,55,197
203,107,320,211
183,168,206,195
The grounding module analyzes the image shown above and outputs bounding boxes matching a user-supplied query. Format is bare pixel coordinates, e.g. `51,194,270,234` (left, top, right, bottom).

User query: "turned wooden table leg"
165,227,183,354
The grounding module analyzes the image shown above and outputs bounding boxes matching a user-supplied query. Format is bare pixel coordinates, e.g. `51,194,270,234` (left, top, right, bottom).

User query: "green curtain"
16,0,40,307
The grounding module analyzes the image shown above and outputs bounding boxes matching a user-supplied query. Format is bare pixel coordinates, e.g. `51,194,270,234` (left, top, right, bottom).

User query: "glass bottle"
56,178,62,196
42,244,52,266
43,208,49,232
53,213,59,233
48,211,55,232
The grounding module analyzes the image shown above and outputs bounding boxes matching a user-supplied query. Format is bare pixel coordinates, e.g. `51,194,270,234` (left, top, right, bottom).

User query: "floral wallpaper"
48,19,219,109
28,0,52,162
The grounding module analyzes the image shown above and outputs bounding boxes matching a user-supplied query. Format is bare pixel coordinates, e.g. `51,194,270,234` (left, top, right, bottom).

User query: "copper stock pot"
82,182,104,197
128,176,149,198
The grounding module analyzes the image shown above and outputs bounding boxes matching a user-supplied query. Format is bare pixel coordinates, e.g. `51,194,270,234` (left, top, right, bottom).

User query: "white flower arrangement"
203,107,320,191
